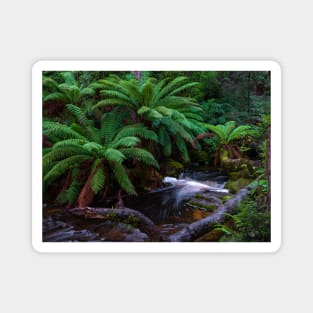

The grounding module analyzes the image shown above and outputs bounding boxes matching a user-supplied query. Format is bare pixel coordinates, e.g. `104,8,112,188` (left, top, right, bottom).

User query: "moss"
228,171,242,180
221,195,232,203
188,201,218,211
225,178,252,194
163,158,184,177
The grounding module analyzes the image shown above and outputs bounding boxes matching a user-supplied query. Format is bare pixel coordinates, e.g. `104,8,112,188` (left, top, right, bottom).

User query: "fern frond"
42,77,59,89
58,167,82,205
44,92,68,102
43,145,89,173
111,136,141,149
44,155,91,187
224,121,236,139
100,111,124,144
137,106,151,116
103,148,126,163
157,126,172,157
90,163,106,195
168,82,200,96
53,139,88,149
58,83,81,102
206,124,227,142
115,124,158,142
66,104,90,126
80,87,95,96
176,134,190,162
93,98,134,110
43,121,87,140
155,106,173,116
228,125,252,142
141,80,154,106
60,72,77,85
100,90,135,106
112,163,136,195
120,148,159,169
155,76,188,101
145,109,163,120
82,142,104,156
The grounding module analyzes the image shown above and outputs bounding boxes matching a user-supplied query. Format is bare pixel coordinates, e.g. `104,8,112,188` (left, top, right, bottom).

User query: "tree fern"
93,75,202,160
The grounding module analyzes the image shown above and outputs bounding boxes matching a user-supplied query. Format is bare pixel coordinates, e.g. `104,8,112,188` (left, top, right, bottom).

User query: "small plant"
219,196,270,242
197,121,255,166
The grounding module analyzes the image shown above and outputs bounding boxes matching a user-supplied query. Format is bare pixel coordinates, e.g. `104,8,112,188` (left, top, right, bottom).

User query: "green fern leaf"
44,155,91,187
43,121,87,140
112,163,136,195
120,148,159,169
90,164,106,195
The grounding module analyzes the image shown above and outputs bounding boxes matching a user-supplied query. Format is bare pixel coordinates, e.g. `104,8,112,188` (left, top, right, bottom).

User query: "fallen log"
69,207,160,241
168,187,250,242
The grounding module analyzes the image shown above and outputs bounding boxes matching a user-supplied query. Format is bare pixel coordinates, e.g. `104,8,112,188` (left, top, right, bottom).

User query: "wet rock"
125,229,149,242
104,223,151,242
43,217,99,242
161,159,184,177
187,194,223,211
225,178,252,193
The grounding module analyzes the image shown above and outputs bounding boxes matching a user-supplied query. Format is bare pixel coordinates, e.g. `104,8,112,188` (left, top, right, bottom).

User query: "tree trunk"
266,127,271,209
69,207,160,241
168,187,250,242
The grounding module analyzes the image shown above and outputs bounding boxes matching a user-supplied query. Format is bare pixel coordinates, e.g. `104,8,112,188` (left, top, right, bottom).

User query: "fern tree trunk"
266,126,271,209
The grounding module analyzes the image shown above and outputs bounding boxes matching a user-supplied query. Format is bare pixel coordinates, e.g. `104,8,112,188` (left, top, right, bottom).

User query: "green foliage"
43,104,159,205
93,75,205,161
220,196,270,242
199,121,255,164
206,121,253,145
42,70,271,212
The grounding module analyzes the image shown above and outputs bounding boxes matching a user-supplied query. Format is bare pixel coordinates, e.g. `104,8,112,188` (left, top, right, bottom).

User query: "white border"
32,60,282,253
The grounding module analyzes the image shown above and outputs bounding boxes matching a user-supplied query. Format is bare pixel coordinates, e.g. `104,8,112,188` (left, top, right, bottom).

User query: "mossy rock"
221,195,233,203
187,194,222,211
228,171,242,180
162,158,184,177
188,201,218,211
225,178,252,194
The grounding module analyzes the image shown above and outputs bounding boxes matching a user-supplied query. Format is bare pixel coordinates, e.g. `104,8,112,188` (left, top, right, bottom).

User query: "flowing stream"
43,170,230,241
125,171,229,221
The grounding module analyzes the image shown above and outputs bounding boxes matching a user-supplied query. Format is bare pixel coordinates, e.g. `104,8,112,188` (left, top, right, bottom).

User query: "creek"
43,170,230,242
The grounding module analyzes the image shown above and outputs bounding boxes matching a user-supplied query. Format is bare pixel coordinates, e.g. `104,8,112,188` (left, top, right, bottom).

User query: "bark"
69,207,160,241
266,127,271,209
167,187,250,242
